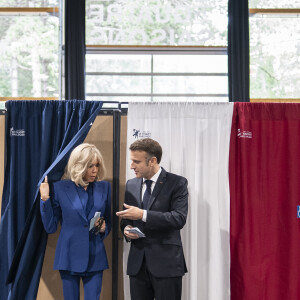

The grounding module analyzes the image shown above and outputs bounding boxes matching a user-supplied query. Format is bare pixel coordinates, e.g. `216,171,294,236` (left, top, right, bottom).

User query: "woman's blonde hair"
62,143,106,187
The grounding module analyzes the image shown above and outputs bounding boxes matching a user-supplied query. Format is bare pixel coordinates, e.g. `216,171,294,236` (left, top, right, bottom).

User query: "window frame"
85,45,228,101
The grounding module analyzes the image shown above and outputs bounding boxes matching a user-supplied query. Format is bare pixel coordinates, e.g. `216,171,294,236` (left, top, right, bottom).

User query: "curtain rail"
0,101,129,115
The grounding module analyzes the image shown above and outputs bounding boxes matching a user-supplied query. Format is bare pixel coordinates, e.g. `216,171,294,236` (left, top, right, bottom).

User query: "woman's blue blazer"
40,180,111,272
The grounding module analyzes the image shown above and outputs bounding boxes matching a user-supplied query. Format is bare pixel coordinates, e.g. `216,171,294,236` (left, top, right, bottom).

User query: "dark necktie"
142,180,152,209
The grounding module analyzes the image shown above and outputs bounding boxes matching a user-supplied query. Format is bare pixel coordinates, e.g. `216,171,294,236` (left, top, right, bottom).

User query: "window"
85,0,228,102
249,0,300,100
0,1,60,99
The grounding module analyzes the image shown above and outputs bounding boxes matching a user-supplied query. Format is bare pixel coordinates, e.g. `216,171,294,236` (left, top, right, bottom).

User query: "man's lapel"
128,177,143,207
132,178,143,208
147,168,167,209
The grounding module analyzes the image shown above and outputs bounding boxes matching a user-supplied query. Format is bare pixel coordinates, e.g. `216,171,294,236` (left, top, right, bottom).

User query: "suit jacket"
40,180,111,272
121,168,188,278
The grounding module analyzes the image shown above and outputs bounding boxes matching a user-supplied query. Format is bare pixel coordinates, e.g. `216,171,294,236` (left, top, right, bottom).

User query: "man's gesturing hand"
116,203,143,220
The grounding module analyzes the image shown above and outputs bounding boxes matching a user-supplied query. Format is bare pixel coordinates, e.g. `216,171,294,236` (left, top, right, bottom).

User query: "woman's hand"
40,176,50,201
100,220,106,233
94,218,106,233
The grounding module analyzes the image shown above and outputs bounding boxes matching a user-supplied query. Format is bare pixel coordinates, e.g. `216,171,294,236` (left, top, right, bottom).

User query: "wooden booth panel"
118,115,127,300
37,115,127,300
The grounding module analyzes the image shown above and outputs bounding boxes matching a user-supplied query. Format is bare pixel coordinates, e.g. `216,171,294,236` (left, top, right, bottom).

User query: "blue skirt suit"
40,179,111,299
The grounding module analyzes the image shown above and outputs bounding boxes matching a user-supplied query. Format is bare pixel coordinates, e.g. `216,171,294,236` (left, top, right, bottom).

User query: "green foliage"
0,0,58,7
249,0,298,9
0,15,59,97
250,16,300,98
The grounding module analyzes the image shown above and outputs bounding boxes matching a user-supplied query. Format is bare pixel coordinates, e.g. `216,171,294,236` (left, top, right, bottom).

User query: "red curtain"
229,103,300,300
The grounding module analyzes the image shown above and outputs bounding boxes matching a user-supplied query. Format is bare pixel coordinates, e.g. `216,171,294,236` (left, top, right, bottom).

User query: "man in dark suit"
116,138,188,300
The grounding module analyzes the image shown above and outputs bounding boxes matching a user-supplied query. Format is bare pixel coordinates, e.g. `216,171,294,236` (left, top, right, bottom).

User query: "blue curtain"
0,100,103,300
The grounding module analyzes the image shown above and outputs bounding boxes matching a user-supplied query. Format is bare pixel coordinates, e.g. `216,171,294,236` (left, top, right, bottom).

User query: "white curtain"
124,102,233,300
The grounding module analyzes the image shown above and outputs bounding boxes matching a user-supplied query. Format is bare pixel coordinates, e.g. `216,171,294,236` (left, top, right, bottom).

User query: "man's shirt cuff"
142,209,147,222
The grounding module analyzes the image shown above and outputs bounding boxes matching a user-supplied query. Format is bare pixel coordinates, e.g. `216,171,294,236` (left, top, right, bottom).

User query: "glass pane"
86,0,227,46
86,54,151,72
0,15,59,97
0,0,58,7
154,55,227,73
152,96,228,102
154,76,228,94
250,16,300,98
249,0,299,8
86,95,228,102
86,96,152,102
86,75,151,93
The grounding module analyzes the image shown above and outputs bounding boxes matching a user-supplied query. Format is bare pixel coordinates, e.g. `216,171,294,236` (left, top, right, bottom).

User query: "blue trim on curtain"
228,0,250,102
65,0,85,100
0,100,102,300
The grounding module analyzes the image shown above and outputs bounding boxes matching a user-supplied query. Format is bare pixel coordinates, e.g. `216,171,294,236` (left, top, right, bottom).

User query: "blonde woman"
39,143,111,300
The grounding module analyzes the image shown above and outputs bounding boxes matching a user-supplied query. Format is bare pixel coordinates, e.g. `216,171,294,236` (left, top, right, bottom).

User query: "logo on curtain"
10,127,25,137
133,129,151,139
297,206,300,218
237,129,252,139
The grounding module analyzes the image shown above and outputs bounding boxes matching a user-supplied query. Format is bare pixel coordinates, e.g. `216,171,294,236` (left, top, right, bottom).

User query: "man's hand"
116,203,143,220
124,225,139,240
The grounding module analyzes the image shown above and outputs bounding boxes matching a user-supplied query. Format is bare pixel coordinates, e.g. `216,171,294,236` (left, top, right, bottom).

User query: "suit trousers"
129,258,182,300
59,270,103,300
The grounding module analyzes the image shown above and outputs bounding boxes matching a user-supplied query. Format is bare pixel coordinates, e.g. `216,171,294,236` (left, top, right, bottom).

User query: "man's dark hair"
129,138,162,164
